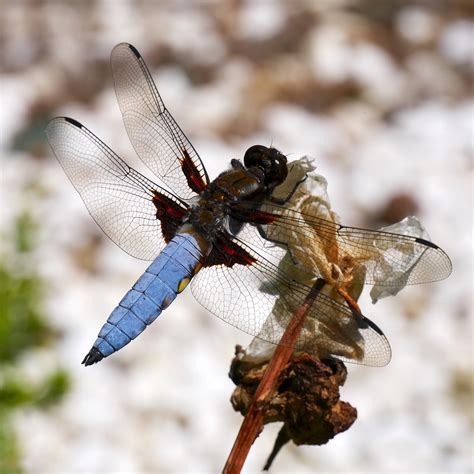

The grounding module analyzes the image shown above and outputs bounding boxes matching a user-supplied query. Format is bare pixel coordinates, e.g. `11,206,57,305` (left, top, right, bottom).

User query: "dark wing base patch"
230,205,277,225
181,149,207,194
205,231,256,268
151,190,188,242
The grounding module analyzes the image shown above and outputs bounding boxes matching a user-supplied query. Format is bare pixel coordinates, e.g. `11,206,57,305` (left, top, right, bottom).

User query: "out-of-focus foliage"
0,208,70,474
0,369,69,410
0,265,49,364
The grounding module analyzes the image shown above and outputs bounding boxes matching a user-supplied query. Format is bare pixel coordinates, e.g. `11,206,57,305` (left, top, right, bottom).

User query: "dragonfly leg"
269,174,308,205
337,287,363,320
256,224,300,265
256,224,293,253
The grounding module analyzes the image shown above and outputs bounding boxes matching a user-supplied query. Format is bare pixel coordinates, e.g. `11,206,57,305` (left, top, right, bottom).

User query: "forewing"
234,202,452,287
191,223,391,367
111,43,209,199
46,117,188,260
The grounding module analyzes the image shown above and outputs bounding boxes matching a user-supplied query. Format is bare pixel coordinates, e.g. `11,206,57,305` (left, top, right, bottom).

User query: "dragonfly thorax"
188,195,227,240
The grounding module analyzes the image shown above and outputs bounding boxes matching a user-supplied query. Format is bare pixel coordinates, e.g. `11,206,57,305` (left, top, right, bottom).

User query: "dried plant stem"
223,279,326,474
262,425,290,471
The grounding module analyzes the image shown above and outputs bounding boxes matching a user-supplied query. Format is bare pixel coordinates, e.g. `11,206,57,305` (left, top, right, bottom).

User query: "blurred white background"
1,1,472,472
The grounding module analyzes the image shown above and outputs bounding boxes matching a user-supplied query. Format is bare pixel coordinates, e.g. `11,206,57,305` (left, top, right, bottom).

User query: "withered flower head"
244,157,431,365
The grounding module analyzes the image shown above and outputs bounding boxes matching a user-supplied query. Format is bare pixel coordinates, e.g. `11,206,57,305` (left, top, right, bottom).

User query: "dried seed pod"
230,345,357,466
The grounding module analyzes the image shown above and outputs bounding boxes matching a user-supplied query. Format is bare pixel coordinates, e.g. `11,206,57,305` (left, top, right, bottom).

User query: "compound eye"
270,152,288,184
244,145,269,167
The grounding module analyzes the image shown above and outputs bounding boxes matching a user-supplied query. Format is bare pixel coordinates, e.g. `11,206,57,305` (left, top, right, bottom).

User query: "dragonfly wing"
234,201,452,287
46,117,188,261
111,43,209,200
191,222,391,367
336,226,452,285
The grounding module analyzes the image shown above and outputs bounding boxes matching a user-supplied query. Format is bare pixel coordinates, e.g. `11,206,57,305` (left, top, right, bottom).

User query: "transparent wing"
191,223,391,367
233,201,452,287
46,117,188,261
111,43,209,200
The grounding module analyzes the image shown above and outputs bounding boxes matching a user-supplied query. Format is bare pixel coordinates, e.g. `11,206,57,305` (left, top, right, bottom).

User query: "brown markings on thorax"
212,167,263,201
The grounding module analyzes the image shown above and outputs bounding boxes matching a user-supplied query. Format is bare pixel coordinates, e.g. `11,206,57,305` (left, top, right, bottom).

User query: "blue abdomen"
82,232,204,365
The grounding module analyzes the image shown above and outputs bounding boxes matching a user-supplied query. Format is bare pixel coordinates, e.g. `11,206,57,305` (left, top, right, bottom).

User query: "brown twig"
222,279,326,474
262,425,290,471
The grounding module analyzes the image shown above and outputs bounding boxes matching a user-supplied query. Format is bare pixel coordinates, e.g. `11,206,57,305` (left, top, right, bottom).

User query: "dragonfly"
46,43,452,367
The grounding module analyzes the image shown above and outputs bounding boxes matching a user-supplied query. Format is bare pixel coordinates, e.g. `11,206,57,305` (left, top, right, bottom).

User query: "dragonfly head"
244,145,288,188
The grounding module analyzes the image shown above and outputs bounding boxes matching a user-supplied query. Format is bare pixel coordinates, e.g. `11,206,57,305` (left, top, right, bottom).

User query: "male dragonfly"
46,43,452,367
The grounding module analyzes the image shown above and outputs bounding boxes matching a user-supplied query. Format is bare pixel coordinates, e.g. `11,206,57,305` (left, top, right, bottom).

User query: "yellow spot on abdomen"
193,262,203,275
177,277,190,293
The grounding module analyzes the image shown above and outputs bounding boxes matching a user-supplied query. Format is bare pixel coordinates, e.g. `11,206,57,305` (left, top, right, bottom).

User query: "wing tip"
127,43,141,58
112,42,140,56
359,316,392,367
45,117,83,141
113,42,141,58
46,116,83,129
415,237,438,249
360,315,384,335
415,237,453,280
63,116,83,128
